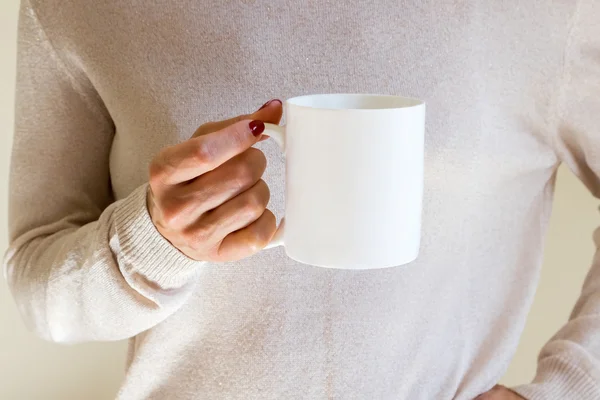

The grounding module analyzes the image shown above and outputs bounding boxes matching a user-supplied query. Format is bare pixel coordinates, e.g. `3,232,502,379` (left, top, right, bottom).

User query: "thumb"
251,99,283,124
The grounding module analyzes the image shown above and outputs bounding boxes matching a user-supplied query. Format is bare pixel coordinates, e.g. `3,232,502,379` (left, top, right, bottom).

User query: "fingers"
185,147,267,215
147,99,283,262
174,183,274,262
153,148,267,228
150,99,282,186
150,119,264,185
192,99,283,138
200,179,270,239
217,209,277,261
192,114,251,139
159,182,273,262
252,99,283,124
250,99,283,140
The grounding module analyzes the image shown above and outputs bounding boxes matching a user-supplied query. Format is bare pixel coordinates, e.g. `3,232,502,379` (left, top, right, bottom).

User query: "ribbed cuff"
512,356,600,400
113,184,201,289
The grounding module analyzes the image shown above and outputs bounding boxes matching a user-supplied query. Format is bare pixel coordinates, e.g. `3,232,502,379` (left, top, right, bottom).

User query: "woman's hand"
147,100,283,262
475,385,525,400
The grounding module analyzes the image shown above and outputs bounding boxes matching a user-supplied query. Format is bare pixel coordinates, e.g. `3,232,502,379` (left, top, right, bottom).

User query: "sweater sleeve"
3,0,203,344
513,2,600,399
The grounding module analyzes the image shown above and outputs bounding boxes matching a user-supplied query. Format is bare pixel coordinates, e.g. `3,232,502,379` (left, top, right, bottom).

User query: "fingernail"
258,99,282,111
249,120,265,136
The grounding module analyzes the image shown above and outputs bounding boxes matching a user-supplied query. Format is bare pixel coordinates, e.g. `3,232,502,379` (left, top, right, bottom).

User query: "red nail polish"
249,120,265,136
258,99,282,111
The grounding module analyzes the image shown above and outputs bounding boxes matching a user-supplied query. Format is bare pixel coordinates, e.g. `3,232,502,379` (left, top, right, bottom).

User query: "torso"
35,1,574,398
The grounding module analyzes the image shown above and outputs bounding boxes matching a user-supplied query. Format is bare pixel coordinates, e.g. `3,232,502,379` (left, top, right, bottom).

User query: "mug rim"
285,93,425,111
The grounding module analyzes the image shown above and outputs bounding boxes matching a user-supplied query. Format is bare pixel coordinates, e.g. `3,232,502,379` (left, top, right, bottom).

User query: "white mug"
263,94,425,269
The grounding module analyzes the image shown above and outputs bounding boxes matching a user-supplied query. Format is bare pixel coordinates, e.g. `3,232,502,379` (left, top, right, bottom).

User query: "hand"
475,385,526,399
147,100,283,262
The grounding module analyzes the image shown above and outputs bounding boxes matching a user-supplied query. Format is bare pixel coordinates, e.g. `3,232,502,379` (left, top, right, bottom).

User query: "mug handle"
262,123,286,249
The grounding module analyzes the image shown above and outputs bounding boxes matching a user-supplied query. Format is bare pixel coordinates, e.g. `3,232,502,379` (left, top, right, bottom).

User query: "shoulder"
23,0,143,62
26,0,136,43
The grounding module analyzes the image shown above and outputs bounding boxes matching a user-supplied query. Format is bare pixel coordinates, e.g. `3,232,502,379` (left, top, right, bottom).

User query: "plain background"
1,1,598,399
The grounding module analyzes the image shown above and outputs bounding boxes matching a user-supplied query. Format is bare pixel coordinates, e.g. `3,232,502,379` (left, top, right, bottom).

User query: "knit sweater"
5,0,600,399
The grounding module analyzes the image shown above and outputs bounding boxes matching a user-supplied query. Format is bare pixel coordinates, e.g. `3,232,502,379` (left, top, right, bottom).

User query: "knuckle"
185,223,214,248
229,121,250,146
241,187,268,216
159,201,182,227
246,147,267,169
148,153,170,186
248,213,276,251
241,196,263,218
231,150,267,190
193,139,216,166
246,237,264,253
233,160,257,188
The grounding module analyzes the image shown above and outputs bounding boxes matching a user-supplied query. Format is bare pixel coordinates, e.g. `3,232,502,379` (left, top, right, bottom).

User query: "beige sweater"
5,0,600,398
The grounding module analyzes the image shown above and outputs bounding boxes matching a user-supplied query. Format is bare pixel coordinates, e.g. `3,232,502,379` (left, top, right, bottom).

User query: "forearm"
5,185,202,343
511,228,600,399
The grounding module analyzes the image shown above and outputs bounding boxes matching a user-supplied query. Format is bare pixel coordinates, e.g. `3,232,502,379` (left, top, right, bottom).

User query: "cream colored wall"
0,0,597,398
